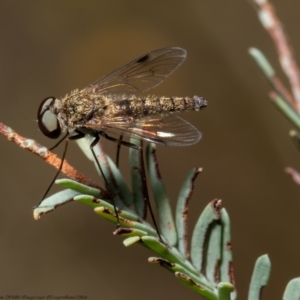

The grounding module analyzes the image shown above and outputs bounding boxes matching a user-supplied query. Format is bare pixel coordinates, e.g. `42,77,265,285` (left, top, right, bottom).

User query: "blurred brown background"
0,0,299,299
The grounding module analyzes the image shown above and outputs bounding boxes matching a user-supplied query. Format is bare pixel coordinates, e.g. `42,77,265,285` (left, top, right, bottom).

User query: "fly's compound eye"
37,97,61,139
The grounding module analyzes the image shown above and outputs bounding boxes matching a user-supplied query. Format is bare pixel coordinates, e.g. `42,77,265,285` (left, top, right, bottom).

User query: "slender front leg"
37,131,85,206
49,132,69,151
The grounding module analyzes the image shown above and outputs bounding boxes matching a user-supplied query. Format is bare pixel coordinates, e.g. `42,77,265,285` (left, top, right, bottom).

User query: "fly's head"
37,97,62,139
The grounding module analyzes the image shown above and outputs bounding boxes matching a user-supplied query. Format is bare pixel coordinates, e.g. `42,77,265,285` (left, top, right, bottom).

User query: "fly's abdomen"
142,95,207,115
106,95,207,118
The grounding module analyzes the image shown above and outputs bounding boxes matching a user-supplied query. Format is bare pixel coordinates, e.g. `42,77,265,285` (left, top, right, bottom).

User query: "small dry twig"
285,167,300,185
251,0,300,111
0,122,107,195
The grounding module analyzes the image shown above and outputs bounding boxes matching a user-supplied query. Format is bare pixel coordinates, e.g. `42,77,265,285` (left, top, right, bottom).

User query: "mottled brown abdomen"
106,95,207,118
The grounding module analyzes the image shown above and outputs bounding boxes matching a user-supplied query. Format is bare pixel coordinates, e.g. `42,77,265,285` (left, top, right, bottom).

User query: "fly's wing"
86,47,186,95
86,114,201,146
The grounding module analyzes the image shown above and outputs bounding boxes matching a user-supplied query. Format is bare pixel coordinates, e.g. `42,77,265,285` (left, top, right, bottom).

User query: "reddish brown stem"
0,122,108,196
252,0,300,111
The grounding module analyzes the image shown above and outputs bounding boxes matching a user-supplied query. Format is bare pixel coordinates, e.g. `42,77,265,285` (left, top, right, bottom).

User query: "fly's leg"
116,134,123,168
36,131,83,207
90,134,120,227
101,132,164,243
100,132,139,149
49,132,69,151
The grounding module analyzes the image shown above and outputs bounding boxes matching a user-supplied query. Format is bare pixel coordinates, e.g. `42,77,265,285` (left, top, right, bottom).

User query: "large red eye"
37,97,61,139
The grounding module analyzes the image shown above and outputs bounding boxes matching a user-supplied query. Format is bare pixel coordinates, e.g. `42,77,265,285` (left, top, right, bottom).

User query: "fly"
37,47,207,234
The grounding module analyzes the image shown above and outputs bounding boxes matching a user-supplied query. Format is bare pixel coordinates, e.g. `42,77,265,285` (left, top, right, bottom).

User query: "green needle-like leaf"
123,236,141,246
176,167,202,258
219,209,235,299
146,143,177,246
75,194,148,222
191,199,222,272
114,227,149,238
76,136,126,209
55,178,103,197
248,48,275,79
74,194,114,208
206,222,222,285
283,278,300,300
175,272,217,300
33,189,80,220
148,257,211,289
141,236,198,276
106,155,133,206
248,254,271,300
271,93,300,131
75,136,94,161
94,207,157,236
217,282,235,300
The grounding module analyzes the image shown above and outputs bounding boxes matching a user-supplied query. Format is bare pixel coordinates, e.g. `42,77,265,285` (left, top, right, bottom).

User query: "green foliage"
33,137,299,299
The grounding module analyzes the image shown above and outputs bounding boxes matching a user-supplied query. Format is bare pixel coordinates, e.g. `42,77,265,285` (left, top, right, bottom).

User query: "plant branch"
269,91,300,130
250,0,300,111
0,122,107,196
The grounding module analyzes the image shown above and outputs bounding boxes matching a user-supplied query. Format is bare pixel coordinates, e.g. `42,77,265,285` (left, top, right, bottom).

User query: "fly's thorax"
60,89,107,128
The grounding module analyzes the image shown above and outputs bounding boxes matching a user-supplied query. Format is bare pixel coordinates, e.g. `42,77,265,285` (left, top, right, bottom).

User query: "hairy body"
56,89,206,134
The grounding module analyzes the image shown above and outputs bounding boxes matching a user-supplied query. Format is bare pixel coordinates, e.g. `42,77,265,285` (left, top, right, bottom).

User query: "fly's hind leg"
89,133,121,227
103,133,139,168
116,134,123,168
100,132,140,150
101,132,164,243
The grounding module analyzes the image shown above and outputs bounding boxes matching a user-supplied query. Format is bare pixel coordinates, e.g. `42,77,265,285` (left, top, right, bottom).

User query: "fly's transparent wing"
86,47,186,95
86,114,201,146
